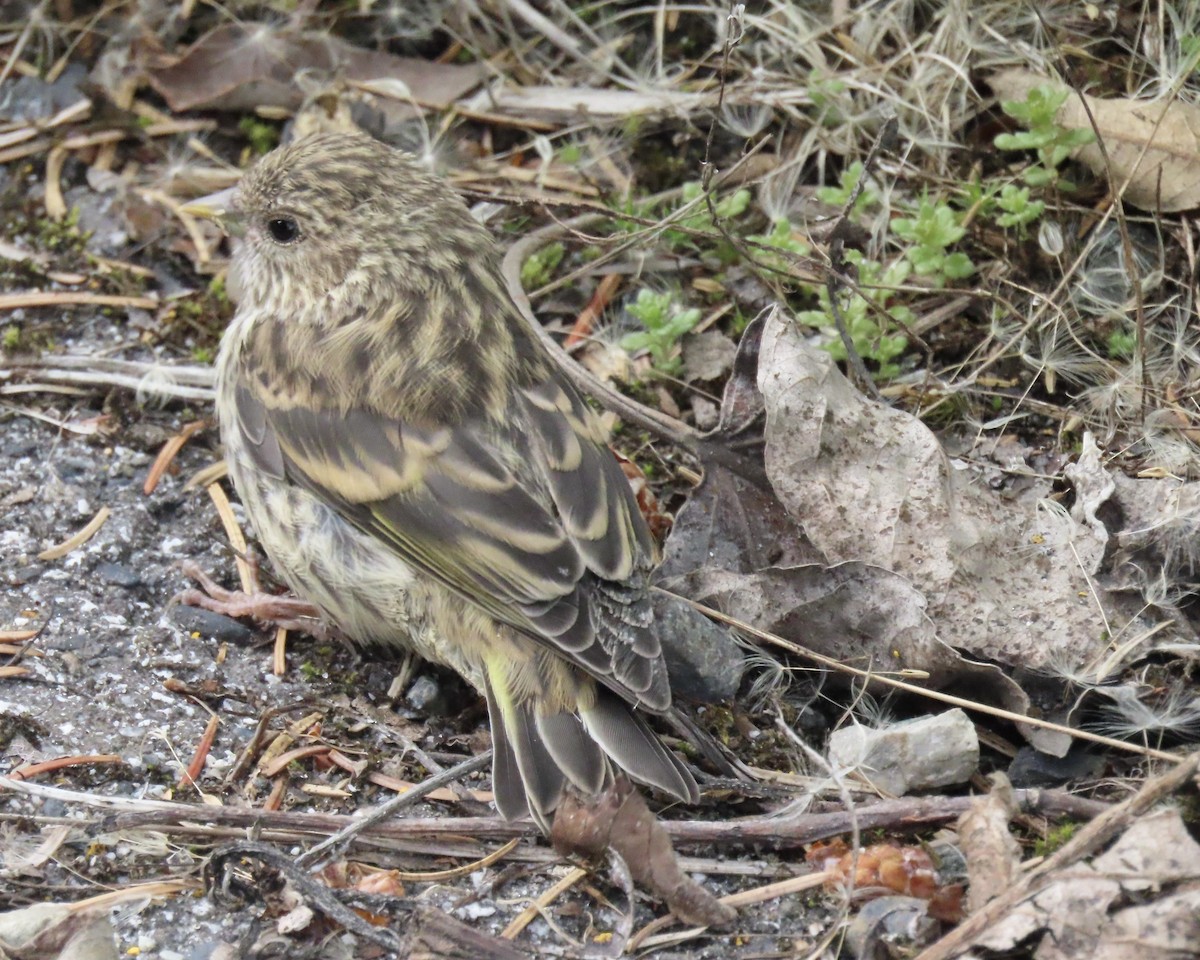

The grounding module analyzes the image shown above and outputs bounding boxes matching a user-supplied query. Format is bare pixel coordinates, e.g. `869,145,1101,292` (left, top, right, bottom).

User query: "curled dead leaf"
551,778,736,928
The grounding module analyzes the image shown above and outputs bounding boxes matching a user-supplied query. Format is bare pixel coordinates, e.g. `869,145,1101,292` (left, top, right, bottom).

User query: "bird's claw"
174,558,331,640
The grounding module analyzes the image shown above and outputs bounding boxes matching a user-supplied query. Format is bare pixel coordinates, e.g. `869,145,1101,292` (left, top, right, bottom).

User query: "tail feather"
485,681,698,827
485,678,564,830
484,678,533,822
536,710,607,796
580,689,699,804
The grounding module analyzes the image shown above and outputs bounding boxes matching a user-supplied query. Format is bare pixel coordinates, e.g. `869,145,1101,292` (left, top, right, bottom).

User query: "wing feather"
238,359,669,709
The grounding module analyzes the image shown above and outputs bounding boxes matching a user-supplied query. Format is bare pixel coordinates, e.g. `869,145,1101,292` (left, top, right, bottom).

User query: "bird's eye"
266,217,300,245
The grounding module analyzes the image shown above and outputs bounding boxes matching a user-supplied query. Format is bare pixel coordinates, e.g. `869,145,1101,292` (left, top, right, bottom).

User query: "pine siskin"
186,132,734,827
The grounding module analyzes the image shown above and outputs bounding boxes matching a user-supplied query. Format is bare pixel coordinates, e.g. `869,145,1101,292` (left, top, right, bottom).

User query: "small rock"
405,674,450,716
3,565,42,587
0,63,87,122
828,709,979,795
651,590,744,702
94,562,142,588
171,606,253,644
46,632,92,653
1008,744,1103,788
455,901,497,920
1,437,37,458
188,944,235,960
54,455,94,479
690,395,720,431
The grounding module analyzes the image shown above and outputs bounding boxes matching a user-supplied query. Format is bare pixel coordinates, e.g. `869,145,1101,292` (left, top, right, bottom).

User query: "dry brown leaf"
976,808,1200,958
0,902,117,960
957,773,1022,915
753,310,1162,753
662,314,1040,747
991,68,1200,212
145,24,484,116
551,778,736,928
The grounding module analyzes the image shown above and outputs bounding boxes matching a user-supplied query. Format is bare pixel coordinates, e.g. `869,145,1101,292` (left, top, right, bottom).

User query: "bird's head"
184,133,493,323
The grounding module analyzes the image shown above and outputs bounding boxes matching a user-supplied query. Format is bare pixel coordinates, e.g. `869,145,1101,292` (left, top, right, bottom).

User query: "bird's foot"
175,558,332,640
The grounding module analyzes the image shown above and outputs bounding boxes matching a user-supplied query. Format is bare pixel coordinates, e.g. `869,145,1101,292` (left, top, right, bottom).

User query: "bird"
185,132,716,829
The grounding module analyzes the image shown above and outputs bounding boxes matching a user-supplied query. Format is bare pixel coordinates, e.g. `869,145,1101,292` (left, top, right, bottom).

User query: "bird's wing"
231,368,669,708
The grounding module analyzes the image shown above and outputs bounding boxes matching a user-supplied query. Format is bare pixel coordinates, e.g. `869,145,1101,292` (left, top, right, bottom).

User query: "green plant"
1033,820,1080,858
1107,328,1137,359
34,206,88,253
994,85,1095,189
677,181,752,230
2,325,19,351
239,115,279,155
890,197,974,285
995,183,1045,230
208,274,230,307
808,70,850,128
620,289,701,374
957,177,1000,220
746,217,811,270
816,161,878,216
649,182,753,261
520,241,565,289
796,251,912,378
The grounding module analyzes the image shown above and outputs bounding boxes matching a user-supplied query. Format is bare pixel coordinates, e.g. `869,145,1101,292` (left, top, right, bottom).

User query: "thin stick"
294,751,493,869
37,506,111,561
631,870,834,951
205,482,254,594
0,291,159,311
0,777,1105,852
501,866,589,940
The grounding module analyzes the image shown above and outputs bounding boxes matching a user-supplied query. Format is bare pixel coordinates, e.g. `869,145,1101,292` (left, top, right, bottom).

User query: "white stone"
827,708,979,795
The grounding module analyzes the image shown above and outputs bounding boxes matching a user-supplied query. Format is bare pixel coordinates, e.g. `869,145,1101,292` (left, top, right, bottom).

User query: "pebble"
170,606,253,644
95,562,142,588
405,674,449,715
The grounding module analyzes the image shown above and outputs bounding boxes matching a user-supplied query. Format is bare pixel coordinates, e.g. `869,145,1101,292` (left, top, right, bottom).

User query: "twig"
272,625,288,676
3,355,215,402
563,272,620,348
180,714,220,790
8,754,123,781
630,870,833,951
294,751,493,869
144,420,207,495
500,866,589,940
0,777,1107,852
36,506,111,561
206,483,254,594
207,841,405,952
0,291,159,311
7,354,214,384
822,116,900,400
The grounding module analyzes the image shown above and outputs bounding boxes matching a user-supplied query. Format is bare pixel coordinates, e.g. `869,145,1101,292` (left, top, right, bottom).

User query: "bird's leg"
175,557,333,640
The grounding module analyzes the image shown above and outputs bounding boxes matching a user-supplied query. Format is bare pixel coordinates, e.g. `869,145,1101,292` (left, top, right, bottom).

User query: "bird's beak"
180,186,240,225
